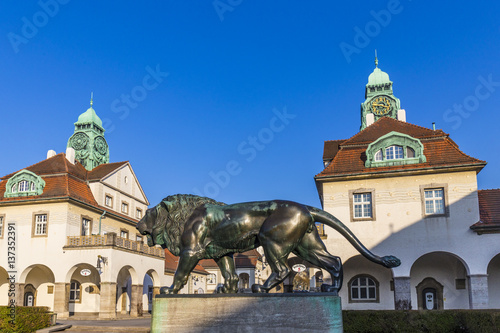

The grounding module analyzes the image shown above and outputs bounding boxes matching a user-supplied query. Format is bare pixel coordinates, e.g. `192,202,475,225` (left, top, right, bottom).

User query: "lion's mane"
152,194,225,256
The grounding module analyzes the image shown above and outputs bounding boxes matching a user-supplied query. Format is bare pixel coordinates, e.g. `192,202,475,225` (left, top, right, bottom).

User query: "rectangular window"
0,215,4,238
105,195,113,208
81,218,92,236
349,189,376,222
121,202,129,214
425,189,444,215
353,193,372,218
70,281,81,302
120,229,129,239
136,234,143,243
34,214,48,236
136,208,143,219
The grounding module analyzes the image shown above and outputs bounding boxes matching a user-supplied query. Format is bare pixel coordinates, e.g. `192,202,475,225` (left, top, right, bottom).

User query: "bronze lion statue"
137,194,400,294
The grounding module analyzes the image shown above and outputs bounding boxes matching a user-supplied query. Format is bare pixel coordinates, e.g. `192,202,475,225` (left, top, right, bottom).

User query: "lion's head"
136,194,225,256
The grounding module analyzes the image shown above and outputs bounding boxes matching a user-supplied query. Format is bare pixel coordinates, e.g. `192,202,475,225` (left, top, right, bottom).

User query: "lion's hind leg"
215,255,239,293
293,230,343,295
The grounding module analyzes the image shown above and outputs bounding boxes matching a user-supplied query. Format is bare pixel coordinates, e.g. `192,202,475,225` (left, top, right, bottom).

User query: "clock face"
94,136,108,155
71,132,89,150
371,96,392,116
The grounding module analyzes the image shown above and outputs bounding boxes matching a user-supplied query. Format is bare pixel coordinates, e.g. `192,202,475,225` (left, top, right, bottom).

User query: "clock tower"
67,95,109,170
360,56,401,130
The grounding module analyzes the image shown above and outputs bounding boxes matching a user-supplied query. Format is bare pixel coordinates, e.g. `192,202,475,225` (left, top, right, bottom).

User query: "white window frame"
18,180,30,192
349,189,376,222
385,145,404,160
349,275,379,303
33,213,48,236
424,189,445,215
136,208,143,219
374,149,383,161
420,184,448,218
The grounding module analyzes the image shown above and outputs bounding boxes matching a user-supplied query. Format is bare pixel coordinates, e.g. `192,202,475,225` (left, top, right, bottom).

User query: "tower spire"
375,50,378,68
90,92,93,107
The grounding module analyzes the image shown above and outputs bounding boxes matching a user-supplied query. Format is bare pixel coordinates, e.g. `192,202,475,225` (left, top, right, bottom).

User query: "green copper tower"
360,54,401,130
67,94,109,170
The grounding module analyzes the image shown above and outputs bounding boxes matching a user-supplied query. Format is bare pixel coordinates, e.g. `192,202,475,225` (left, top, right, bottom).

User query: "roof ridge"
341,117,448,146
1,153,66,180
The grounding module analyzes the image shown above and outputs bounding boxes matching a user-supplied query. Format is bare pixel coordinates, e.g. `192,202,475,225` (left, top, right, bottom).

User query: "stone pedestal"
53,283,70,318
468,274,488,309
151,293,343,333
393,276,412,310
99,282,117,319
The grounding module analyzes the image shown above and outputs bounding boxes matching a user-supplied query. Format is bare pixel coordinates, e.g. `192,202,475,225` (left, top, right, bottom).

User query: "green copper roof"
75,105,103,128
367,67,391,86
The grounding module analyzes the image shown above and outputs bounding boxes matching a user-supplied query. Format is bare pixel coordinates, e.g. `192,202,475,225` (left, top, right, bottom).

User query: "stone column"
53,283,70,318
99,282,117,319
130,284,143,317
468,274,488,309
393,277,412,310
15,283,24,307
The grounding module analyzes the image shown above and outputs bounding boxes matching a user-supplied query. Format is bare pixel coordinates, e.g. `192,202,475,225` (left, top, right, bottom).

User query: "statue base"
151,293,343,333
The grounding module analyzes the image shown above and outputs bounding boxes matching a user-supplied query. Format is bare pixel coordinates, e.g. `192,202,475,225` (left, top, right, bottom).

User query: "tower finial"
90,92,93,107
375,50,378,68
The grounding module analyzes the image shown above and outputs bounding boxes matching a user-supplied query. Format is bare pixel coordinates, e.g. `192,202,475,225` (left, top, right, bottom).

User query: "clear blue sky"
1,1,499,207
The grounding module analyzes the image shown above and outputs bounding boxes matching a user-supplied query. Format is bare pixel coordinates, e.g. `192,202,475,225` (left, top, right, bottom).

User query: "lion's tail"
307,206,399,268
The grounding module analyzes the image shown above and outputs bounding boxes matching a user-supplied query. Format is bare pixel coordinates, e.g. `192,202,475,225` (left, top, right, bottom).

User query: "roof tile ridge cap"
444,137,486,164
325,139,347,143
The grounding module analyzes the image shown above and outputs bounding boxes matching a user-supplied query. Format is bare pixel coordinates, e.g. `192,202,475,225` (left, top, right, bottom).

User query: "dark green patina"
137,194,400,294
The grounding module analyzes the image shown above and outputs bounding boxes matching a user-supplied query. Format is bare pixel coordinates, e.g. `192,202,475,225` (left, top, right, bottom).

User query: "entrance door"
423,288,437,310
24,292,34,306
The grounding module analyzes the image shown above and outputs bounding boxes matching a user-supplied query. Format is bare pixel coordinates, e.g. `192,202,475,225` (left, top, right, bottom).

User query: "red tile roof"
316,117,486,179
88,161,128,180
199,250,262,270
0,153,130,210
470,189,500,233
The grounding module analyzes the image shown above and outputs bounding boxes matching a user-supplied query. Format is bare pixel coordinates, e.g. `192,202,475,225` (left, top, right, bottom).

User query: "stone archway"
19,264,55,311
0,266,9,306
65,263,101,315
142,269,160,313
116,266,138,316
487,254,500,308
410,252,469,310
416,277,444,310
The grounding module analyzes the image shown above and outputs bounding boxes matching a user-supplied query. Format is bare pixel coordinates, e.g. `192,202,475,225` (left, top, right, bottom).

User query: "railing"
65,234,165,258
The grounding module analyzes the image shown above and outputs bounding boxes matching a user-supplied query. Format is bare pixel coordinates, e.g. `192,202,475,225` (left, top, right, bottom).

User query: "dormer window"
365,132,426,168
5,170,46,198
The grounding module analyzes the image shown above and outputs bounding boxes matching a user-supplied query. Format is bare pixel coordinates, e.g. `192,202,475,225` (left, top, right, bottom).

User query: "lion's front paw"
251,284,265,293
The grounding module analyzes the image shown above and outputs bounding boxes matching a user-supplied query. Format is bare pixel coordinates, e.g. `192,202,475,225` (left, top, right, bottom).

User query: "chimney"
366,113,375,127
66,147,75,164
47,150,56,159
432,122,436,131
397,109,406,122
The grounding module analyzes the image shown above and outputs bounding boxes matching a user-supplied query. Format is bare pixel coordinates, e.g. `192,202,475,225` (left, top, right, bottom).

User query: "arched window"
18,180,30,192
374,149,383,161
349,275,379,303
385,145,403,160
